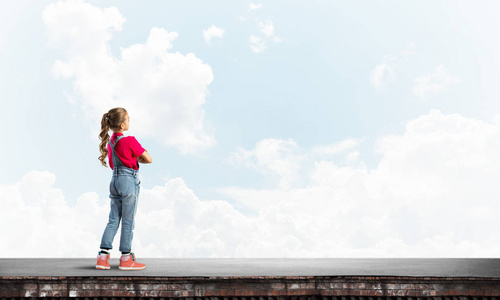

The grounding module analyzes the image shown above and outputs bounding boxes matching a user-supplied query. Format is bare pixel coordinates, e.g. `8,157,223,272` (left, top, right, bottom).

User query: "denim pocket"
115,175,135,197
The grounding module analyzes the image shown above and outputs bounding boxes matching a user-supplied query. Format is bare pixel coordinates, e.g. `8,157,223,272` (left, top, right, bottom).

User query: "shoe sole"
96,265,110,270
118,266,146,270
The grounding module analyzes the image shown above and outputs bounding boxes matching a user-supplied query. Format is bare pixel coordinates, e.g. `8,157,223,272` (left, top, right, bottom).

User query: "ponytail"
98,108,128,167
98,113,111,167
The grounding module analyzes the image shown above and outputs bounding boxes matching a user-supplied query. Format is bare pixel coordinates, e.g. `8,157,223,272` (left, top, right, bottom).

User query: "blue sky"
2,0,500,257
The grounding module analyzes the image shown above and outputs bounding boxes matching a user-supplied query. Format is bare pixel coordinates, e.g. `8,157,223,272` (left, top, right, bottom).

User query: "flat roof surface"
1,258,500,278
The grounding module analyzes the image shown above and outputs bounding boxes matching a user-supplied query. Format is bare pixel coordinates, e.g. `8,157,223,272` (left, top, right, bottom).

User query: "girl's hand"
138,150,152,164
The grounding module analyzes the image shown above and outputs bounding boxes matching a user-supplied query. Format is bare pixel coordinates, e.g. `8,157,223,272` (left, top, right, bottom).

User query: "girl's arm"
138,150,152,164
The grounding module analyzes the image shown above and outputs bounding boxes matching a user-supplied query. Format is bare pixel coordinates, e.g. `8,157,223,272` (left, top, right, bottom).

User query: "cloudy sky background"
2,0,500,257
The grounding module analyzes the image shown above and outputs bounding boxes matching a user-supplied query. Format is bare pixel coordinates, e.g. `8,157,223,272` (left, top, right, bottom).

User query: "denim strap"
109,135,125,168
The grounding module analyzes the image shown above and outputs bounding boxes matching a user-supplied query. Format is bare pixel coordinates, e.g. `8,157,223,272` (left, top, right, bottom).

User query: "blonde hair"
98,107,128,167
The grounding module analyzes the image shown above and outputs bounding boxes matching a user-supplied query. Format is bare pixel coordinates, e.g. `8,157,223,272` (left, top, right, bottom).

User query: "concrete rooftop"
1,258,500,278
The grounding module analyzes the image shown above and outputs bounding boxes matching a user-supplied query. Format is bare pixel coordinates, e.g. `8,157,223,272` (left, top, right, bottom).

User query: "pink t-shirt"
107,132,145,170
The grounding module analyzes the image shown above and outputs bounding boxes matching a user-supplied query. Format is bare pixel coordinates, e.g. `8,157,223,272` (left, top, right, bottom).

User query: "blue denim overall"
100,135,141,253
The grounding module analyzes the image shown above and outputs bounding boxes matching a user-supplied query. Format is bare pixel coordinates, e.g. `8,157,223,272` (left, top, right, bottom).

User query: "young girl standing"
96,107,152,270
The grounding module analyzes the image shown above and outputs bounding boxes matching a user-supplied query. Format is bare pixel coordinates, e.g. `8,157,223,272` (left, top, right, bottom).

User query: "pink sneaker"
119,252,146,270
96,251,110,270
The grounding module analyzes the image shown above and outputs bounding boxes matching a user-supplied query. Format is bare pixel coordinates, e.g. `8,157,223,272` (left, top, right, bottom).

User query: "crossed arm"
138,150,152,164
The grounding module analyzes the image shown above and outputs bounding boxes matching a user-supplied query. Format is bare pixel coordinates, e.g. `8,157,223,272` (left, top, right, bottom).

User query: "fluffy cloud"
3,169,346,258
228,138,304,189
257,20,274,37
0,170,253,258
313,139,359,154
249,3,263,11
42,0,215,154
257,20,282,43
371,63,396,90
5,111,500,258
249,35,267,53
0,171,109,257
222,110,500,257
413,64,460,99
203,25,225,45
246,5,282,53
370,43,415,90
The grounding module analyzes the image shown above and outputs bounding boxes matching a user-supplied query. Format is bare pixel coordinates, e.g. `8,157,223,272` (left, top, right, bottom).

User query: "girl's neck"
113,130,124,135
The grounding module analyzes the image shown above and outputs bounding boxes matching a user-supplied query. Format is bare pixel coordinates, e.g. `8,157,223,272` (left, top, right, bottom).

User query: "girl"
96,107,152,270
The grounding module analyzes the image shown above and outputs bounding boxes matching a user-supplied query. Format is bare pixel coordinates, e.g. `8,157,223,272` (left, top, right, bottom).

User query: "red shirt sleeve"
128,136,146,158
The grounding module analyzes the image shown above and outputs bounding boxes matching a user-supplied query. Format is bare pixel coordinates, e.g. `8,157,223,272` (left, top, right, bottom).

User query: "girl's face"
120,114,130,131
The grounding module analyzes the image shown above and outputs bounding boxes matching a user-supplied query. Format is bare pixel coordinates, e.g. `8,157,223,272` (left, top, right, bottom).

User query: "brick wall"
1,275,500,299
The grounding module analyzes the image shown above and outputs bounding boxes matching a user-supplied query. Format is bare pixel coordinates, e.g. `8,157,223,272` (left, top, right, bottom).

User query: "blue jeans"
100,166,140,253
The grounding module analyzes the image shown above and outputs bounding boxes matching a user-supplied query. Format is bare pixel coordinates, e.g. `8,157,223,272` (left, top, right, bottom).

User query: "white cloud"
221,110,500,257
134,178,252,257
42,0,215,154
312,138,363,166
413,64,460,99
249,35,266,53
247,12,282,53
370,42,415,90
0,170,251,258
249,3,263,11
228,138,304,189
370,63,396,90
256,20,282,44
0,171,108,257
312,138,362,156
257,20,274,37
203,25,225,45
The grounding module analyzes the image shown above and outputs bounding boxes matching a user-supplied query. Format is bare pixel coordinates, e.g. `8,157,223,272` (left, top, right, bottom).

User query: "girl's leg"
117,174,146,270
118,175,140,253
100,178,122,250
